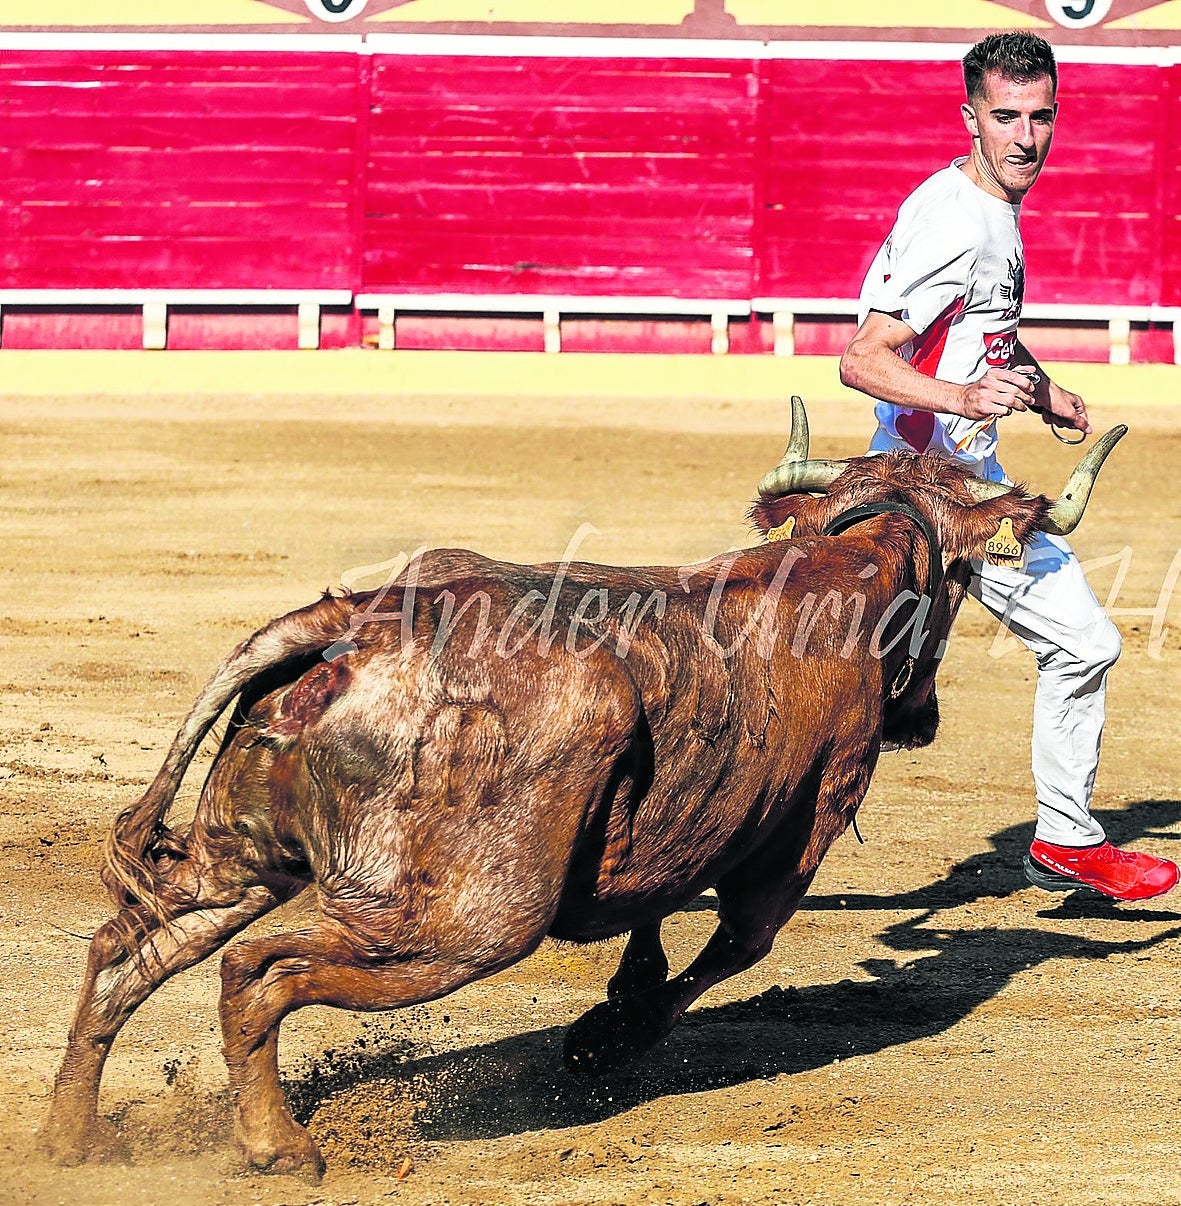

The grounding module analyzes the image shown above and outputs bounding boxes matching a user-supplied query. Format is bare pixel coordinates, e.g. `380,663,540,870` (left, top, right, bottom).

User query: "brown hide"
45,447,1062,1177
305,530,928,941
750,451,1052,751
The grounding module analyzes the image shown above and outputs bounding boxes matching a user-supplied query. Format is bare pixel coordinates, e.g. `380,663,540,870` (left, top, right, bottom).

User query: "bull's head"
749,396,1126,750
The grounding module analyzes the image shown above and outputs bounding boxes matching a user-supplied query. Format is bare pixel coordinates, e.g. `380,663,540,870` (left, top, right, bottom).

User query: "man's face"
961,70,1057,201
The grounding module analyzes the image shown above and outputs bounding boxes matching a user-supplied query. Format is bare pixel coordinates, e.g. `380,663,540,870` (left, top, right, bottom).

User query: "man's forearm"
1013,338,1041,370
1013,338,1052,411
839,337,964,415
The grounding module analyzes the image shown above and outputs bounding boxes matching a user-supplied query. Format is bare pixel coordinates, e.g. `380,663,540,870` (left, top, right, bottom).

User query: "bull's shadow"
288,798,1181,1142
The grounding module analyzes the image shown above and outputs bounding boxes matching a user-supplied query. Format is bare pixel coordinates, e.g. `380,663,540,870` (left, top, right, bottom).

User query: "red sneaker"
1026,839,1179,902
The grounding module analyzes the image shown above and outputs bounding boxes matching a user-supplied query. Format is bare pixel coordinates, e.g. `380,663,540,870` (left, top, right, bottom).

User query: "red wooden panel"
368,106,745,150
10,240,347,290
0,307,143,350
367,153,753,192
363,220,752,298
1158,65,1181,306
2,50,361,291
0,54,359,117
559,316,718,354
1130,322,1174,363
13,165,353,205
390,313,547,352
7,116,356,152
366,186,752,226
756,59,1165,309
372,57,752,106
758,59,973,300
1022,63,1163,306
361,55,760,298
16,201,349,240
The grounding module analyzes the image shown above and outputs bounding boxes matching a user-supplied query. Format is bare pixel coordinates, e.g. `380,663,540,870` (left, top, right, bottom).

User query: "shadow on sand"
288,798,1181,1141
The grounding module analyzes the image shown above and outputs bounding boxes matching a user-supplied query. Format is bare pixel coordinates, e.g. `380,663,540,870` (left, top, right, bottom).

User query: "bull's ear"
748,492,823,539
750,494,799,538
955,491,1049,563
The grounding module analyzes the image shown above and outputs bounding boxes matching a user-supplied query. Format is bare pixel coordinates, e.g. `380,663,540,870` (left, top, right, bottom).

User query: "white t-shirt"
858,157,1025,479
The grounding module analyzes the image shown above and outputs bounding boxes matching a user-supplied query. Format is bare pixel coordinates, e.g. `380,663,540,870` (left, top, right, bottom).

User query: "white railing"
3,289,1177,363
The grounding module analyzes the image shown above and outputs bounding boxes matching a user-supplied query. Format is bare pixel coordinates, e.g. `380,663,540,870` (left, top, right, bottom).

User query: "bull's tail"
103,592,358,923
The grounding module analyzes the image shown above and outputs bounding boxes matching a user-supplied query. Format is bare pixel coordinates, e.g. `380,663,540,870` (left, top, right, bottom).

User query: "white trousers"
968,530,1121,847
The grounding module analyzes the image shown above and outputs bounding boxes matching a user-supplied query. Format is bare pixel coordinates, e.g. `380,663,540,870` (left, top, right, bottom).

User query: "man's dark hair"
963,32,1058,101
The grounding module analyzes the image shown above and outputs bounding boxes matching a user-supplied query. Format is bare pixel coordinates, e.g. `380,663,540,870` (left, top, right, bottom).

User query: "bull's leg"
41,881,290,1165
564,868,816,1075
566,757,872,1075
219,917,540,1179
607,923,669,1000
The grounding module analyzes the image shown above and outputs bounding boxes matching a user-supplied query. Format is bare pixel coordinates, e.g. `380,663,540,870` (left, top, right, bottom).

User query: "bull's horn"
757,395,848,496
961,424,1128,532
758,458,848,497
962,475,1019,504
783,394,810,463
1041,424,1128,535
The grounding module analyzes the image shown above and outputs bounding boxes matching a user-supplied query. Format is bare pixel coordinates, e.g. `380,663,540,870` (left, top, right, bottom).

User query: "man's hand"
954,368,1035,420
1010,344,1092,435
1036,379,1092,434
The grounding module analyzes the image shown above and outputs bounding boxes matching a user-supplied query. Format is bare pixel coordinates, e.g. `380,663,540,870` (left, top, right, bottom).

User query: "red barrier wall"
362,54,760,299
757,58,967,301
1160,64,1181,307
1,50,359,290
3,43,1180,348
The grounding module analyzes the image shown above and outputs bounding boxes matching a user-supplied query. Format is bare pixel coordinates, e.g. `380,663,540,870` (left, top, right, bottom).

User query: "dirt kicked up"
2,354,1180,1206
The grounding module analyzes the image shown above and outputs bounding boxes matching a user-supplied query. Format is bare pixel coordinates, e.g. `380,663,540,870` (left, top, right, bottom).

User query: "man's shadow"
287,798,1181,1143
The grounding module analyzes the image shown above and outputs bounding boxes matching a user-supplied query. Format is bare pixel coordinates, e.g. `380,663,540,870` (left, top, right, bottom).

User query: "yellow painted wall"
374,0,695,22
5,0,1175,32
726,0,1048,29
1108,0,1181,28
0,0,306,24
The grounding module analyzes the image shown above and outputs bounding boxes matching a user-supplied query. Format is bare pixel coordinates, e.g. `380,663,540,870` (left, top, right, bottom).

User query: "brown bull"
42,399,1124,1178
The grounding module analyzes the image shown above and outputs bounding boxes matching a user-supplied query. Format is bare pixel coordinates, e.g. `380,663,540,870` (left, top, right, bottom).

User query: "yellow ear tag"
766,516,796,543
984,517,1023,564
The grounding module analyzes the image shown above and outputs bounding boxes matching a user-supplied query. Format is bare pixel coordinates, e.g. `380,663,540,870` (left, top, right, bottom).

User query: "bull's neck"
821,500,944,704
821,501,943,600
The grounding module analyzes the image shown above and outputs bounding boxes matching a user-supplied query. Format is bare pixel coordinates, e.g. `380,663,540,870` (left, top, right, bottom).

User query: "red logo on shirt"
984,330,1016,367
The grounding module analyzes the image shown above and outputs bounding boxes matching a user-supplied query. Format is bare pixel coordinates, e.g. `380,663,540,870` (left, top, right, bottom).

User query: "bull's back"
242,619,642,926
282,545,886,937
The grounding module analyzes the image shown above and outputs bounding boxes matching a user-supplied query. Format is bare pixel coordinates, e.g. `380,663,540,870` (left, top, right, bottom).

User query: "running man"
839,31,1176,900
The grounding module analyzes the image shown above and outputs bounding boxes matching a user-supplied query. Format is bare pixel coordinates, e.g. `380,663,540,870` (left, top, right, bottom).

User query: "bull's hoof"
563,995,671,1077
38,1113,126,1166
239,1121,326,1181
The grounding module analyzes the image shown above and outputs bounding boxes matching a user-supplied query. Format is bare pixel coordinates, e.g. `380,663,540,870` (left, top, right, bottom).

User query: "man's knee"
1036,612,1121,678
1087,613,1122,673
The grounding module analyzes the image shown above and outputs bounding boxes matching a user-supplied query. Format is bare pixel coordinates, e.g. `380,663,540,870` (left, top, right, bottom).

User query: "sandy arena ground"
2,352,1180,1206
